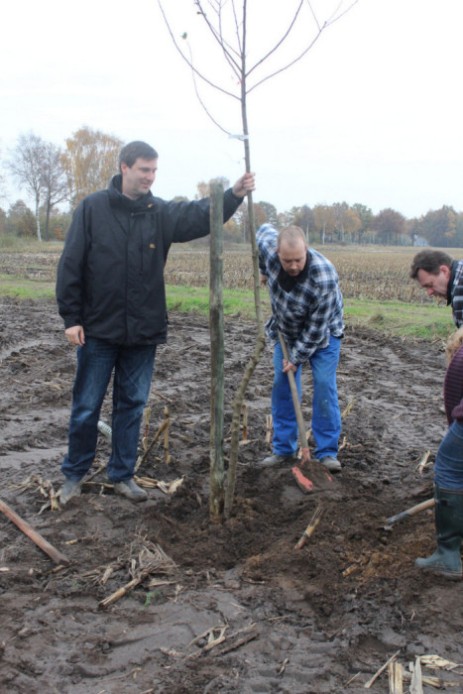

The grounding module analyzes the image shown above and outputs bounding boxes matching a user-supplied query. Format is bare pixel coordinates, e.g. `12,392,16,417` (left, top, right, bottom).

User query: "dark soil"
1,297,462,693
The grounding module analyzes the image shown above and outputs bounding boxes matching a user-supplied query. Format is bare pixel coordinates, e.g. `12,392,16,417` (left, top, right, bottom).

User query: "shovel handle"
278,332,309,451
386,497,435,526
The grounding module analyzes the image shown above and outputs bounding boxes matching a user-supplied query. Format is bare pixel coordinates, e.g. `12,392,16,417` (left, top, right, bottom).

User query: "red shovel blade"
292,459,334,493
291,465,315,493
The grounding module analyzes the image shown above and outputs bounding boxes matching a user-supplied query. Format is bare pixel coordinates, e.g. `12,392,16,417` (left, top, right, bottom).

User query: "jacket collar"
108,174,156,212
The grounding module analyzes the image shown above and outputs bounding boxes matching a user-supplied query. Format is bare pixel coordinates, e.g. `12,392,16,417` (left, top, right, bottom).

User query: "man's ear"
441,264,451,279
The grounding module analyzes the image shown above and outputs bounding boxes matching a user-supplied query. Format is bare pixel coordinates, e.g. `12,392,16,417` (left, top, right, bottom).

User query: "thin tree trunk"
209,180,225,522
35,194,42,242
224,64,266,519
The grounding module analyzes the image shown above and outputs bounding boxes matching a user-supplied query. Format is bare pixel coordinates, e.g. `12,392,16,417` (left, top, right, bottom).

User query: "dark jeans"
435,420,463,489
61,338,156,483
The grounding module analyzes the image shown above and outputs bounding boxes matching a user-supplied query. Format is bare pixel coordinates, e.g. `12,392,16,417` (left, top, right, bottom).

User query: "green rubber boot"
416,485,463,580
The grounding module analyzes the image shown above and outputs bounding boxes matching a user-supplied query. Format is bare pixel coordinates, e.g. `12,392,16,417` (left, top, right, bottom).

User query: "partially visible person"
410,249,463,327
56,139,255,505
416,327,463,579
256,224,344,472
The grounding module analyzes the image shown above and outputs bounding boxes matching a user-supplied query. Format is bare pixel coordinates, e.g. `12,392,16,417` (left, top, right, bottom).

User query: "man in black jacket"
56,140,255,505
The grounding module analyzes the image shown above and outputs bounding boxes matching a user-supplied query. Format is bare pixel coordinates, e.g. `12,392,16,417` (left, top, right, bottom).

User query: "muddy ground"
1,297,463,693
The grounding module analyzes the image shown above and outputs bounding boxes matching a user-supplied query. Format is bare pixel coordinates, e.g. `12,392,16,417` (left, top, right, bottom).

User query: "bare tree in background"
40,142,68,241
8,134,71,241
8,132,46,242
158,0,359,518
0,147,7,209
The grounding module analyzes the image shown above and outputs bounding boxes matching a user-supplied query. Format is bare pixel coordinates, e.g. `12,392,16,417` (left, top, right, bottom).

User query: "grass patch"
343,298,453,340
0,274,55,300
167,285,453,341
0,236,63,253
166,284,263,318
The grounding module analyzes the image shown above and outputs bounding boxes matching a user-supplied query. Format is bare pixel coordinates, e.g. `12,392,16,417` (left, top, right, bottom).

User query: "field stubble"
0,243,447,304
165,244,433,304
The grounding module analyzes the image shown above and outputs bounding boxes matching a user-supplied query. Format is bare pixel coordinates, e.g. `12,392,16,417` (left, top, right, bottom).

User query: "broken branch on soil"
141,405,152,452
13,474,60,513
417,449,432,475
135,418,169,471
0,498,69,566
210,623,258,656
364,649,401,688
134,476,184,494
341,399,355,418
265,414,272,444
163,406,171,463
294,503,324,550
187,623,258,659
99,542,176,608
388,659,404,693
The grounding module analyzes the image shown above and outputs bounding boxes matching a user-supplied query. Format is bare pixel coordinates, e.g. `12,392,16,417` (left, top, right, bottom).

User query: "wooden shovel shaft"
278,332,309,451
386,497,435,526
0,498,69,566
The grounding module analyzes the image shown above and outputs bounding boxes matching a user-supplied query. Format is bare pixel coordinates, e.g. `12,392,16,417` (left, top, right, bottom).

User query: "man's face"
416,266,451,298
278,239,307,276
121,157,158,199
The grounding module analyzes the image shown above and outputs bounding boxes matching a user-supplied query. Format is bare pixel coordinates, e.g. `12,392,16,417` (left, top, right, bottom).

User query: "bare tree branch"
247,0,360,93
245,0,305,81
157,0,238,100
195,0,242,72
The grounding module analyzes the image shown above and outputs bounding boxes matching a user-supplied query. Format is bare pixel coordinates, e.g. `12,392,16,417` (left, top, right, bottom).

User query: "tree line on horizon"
0,126,462,248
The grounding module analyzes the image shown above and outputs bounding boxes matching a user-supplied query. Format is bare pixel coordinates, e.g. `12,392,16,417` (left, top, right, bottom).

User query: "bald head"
277,226,308,276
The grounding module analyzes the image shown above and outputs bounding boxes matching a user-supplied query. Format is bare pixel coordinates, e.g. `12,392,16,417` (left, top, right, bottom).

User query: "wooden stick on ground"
388,659,404,693
135,419,169,471
0,498,70,566
294,504,325,550
364,650,401,689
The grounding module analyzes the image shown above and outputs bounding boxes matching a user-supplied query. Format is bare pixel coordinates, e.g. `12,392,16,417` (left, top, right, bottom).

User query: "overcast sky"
2,0,462,218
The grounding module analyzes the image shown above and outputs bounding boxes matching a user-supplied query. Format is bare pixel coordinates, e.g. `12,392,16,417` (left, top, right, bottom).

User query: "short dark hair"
119,141,158,171
410,249,453,279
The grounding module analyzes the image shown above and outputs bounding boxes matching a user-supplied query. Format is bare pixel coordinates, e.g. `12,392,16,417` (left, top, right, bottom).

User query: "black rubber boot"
415,485,463,580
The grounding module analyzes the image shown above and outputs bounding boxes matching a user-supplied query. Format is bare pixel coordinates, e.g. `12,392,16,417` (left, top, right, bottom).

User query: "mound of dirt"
0,297,461,693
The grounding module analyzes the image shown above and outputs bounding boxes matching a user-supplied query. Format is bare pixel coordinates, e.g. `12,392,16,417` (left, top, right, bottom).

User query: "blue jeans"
271,335,341,460
62,338,156,483
434,420,463,489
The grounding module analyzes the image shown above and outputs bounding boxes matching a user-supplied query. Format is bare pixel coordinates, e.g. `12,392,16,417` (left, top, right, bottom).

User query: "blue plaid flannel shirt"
257,223,344,365
450,260,463,327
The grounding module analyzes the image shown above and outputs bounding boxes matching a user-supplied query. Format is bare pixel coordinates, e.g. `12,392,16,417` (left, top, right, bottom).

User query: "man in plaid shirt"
410,250,463,327
257,223,344,472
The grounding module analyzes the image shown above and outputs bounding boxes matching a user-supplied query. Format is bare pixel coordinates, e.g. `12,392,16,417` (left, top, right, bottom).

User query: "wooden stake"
0,498,69,566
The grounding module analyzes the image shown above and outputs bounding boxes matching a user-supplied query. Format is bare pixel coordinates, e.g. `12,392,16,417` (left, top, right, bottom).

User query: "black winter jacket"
56,175,243,345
